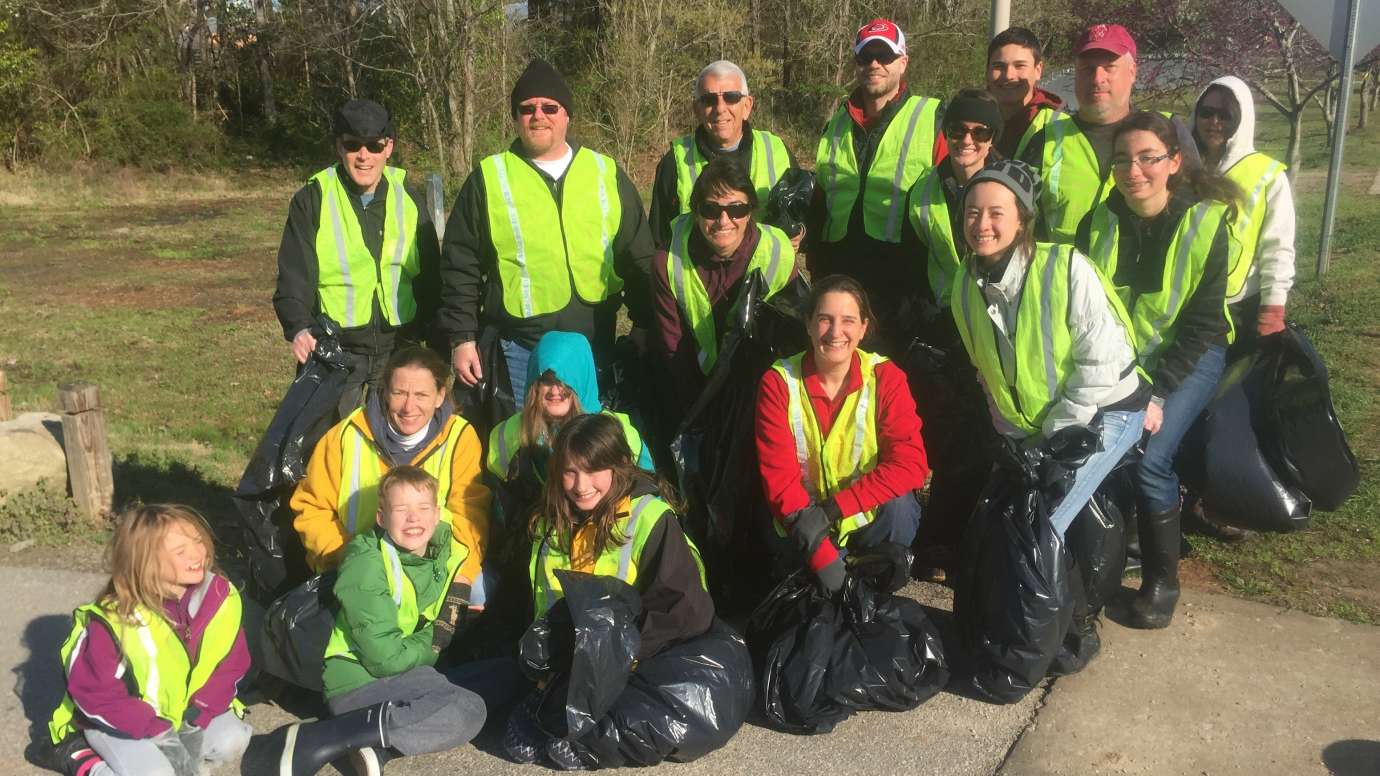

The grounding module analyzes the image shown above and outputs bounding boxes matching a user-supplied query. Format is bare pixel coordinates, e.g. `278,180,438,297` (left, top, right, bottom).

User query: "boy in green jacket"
259,465,484,776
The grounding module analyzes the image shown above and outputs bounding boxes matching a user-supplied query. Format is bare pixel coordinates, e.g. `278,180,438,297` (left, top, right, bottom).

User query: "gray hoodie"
1193,76,1296,306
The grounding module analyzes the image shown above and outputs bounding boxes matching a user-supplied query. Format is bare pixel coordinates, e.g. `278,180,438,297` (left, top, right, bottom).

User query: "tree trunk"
1286,110,1304,181
750,0,760,58
1360,74,1369,130
254,0,277,125
832,0,853,88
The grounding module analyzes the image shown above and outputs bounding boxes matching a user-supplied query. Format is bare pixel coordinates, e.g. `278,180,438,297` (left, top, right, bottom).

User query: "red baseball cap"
854,18,907,55
1074,23,1137,60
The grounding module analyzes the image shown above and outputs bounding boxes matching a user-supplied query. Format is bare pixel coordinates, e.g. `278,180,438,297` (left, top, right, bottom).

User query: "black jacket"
273,164,441,353
647,121,797,248
1075,189,1230,395
437,140,655,350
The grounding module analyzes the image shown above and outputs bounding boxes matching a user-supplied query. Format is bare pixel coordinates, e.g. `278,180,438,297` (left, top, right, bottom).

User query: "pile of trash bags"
745,550,949,734
516,571,753,768
258,573,337,691
1180,324,1358,531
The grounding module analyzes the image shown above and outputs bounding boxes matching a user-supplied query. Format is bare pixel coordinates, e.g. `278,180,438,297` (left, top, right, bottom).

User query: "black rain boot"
260,702,391,776
1129,506,1182,629
1123,505,1141,574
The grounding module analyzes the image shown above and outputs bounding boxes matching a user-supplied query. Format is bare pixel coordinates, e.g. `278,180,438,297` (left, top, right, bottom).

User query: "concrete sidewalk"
5,565,1378,775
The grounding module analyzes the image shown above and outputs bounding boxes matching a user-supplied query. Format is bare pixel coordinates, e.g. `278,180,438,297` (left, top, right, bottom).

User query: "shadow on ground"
14,614,76,766
1322,740,1380,775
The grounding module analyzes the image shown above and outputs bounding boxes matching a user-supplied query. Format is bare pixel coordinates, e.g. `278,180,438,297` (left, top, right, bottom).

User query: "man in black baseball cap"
272,97,441,420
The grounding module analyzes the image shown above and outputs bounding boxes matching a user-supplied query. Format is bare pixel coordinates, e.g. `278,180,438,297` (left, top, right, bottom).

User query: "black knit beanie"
943,90,1005,145
510,59,574,119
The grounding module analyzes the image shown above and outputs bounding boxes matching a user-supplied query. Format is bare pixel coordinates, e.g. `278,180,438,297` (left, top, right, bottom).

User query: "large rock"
0,412,67,496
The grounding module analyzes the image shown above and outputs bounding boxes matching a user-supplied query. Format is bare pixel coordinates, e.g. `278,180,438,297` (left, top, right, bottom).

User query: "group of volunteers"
40,13,1297,776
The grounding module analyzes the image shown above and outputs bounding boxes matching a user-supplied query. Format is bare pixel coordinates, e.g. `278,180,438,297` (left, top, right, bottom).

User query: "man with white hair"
648,60,797,248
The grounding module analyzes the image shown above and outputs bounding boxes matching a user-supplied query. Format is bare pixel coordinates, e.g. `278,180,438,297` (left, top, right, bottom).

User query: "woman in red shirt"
755,275,929,592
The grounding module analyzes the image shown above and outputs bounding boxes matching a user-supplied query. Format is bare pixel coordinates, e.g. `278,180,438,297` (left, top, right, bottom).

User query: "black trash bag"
450,325,515,441
1255,324,1359,512
1064,482,1128,615
746,561,949,735
1179,353,1311,532
230,317,349,603
761,168,816,239
259,573,337,691
954,428,1097,704
521,571,753,767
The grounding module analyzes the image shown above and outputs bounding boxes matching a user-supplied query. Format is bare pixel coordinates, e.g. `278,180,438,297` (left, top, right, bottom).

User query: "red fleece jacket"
756,351,929,569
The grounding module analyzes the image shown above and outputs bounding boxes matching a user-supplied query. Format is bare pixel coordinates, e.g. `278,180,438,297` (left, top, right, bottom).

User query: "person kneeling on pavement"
261,466,501,776
755,274,930,593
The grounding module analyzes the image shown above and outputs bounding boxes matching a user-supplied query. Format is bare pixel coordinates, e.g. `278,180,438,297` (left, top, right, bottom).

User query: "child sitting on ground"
259,465,487,776
44,504,253,776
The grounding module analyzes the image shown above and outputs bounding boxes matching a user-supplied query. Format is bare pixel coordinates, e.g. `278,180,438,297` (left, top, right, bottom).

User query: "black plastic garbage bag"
746,563,949,735
520,571,753,767
259,573,337,691
954,428,1097,704
761,168,816,239
231,318,348,603
1256,325,1359,512
450,325,516,441
1065,486,1128,615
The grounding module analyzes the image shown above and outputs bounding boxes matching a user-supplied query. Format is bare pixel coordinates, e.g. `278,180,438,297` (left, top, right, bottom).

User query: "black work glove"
787,504,845,596
431,580,472,653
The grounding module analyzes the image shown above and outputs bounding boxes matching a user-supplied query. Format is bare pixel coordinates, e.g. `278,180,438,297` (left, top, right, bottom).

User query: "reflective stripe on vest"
336,411,471,537
49,575,244,744
323,532,467,662
770,351,884,540
311,166,420,328
1223,152,1286,299
1086,200,1232,368
906,167,961,305
530,494,702,617
1013,105,1058,159
480,148,623,319
671,129,790,216
666,217,795,373
1040,114,1117,244
815,95,940,243
487,410,648,481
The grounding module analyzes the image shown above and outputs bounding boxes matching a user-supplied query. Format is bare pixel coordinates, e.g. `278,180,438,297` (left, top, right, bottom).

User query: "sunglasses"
696,201,753,220
855,49,901,67
1197,106,1232,121
340,138,389,153
698,90,746,108
944,125,995,143
517,103,562,117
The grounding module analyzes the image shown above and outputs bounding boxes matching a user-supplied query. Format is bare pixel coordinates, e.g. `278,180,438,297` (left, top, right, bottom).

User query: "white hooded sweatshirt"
1194,75,1296,306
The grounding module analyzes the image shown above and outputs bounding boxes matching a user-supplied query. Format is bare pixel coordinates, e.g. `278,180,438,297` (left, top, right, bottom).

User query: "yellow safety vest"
311,165,421,329
1222,152,1287,299
770,350,886,541
1038,113,1117,244
906,166,963,306
335,410,472,538
49,574,245,744
665,217,795,373
485,410,649,480
815,95,941,243
480,148,624,318
671,129,790,217
1013,104,1059,159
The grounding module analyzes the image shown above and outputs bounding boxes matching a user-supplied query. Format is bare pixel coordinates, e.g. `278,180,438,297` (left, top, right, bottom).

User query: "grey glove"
787,504,845,596
432,580,472,653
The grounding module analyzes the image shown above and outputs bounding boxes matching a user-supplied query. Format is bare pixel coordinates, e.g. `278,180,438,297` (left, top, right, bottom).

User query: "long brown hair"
520,370,584,448
100,504,217,624
1114,110,1242,218
528,413,677,565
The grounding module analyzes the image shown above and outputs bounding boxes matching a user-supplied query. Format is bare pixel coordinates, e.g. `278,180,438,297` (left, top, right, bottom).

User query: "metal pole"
1318,0,1362,277
990,0,1011,40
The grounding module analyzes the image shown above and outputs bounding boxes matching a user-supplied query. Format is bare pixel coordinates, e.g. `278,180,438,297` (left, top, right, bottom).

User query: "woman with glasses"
1076,111,1238,630
903,88,1005,582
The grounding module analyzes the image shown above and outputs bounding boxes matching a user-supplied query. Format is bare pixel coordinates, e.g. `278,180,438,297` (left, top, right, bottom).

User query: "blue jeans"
1138,345,1227,513
843,491,922,553
1048,409,1146,537
501,338,533,407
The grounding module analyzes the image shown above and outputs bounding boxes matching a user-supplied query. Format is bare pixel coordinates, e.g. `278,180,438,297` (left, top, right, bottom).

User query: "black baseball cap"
333,99,394,139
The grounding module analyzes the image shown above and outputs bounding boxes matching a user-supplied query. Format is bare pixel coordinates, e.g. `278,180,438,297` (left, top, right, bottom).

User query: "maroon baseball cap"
854,18,907,55
1074,23,1137,60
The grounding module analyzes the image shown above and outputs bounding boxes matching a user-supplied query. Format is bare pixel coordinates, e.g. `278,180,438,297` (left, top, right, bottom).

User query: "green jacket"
322,523,456,697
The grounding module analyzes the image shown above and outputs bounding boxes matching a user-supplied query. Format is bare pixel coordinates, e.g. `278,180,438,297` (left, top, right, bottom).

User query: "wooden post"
57,382,114,523
0,370,10,422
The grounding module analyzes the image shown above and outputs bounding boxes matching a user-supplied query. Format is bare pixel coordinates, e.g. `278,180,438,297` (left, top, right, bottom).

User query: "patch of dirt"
1179,557,1227,594
1300,558,1380,611
5,541,107,574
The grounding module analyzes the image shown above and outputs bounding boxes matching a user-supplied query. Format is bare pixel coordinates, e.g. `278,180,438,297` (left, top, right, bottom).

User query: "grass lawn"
0,104,1376,621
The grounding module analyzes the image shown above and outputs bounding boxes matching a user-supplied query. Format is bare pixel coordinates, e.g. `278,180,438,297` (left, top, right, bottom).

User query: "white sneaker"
348,747,382,776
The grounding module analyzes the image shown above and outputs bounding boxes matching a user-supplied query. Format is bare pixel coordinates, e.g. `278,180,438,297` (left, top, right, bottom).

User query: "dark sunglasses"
855,49,901,67
944,124,995,143
1197,106,1232,121
340,138,389,153
698,91,746,108
517,103,562,117
696,201,753,220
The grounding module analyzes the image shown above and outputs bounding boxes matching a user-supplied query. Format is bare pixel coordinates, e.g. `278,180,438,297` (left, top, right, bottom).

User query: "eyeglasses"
855,49,901,67
517,103,562,117
340,138,389,153
1111,152,1172,171
698,91,746,108
696,201,753,220
944,125,995,143
1197,106,1231,121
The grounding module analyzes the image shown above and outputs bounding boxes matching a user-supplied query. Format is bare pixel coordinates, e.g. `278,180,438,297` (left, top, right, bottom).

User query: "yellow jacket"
290,410,490,583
